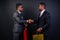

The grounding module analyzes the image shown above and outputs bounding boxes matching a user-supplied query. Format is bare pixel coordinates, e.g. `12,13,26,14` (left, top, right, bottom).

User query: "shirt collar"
17,10,21,14
41,9,46,14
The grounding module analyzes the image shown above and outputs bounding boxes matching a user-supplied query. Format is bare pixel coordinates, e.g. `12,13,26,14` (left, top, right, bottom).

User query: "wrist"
40,27,42,30
27,20,29,23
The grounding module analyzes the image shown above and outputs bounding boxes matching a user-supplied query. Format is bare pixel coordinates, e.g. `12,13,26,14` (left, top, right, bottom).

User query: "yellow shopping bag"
32,34,44,40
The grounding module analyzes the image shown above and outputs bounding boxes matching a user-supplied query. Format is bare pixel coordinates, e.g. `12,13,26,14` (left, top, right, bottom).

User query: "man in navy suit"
37,2,50,40
13,3,34,40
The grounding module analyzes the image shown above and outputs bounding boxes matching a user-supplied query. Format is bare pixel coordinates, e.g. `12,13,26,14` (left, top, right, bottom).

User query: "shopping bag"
23,24,28,40
23,28,28,40
32,33,44,40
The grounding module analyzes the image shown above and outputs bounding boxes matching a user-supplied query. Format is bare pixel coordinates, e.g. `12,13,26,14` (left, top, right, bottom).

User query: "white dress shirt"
40,9,46,17
17,10,24,19
17,10,21,14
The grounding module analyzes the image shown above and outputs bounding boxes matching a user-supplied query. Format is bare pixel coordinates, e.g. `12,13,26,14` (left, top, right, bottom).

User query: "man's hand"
37,27,42,32
27,19,34,23
28,19,34,23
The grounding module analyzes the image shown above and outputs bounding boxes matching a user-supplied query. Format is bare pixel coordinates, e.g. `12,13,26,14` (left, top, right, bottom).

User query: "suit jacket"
38,10,50,34
13,11,27,32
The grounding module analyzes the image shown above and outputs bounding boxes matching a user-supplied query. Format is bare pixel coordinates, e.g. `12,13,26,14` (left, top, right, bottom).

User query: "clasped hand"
27,19,34,23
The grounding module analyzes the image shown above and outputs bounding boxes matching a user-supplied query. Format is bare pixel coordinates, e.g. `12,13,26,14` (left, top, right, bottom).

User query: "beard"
39,9,42,11
19,10,23,12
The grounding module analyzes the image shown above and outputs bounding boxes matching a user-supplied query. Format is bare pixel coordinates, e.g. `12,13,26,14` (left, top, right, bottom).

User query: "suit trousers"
13,32,23,40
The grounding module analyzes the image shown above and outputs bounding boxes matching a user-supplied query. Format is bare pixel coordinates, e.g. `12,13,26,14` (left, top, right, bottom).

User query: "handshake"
27,19,34,23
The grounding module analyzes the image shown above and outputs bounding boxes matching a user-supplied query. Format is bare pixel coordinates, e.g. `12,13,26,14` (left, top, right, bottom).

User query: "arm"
41,13,50,30
13,12,28,24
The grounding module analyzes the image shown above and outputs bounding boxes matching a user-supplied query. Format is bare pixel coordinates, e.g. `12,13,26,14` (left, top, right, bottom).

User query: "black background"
0,0,60,40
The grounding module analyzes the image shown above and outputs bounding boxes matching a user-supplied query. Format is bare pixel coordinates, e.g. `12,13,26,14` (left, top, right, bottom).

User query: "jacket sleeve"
13,12,27,24
41,13,50,30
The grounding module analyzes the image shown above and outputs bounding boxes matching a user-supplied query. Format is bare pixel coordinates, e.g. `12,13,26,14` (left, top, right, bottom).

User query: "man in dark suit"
37,2,50,40
13,3,34,40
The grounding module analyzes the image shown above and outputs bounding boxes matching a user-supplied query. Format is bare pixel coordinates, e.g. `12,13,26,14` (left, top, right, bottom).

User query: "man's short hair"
16,3,22,9
39,2,46,8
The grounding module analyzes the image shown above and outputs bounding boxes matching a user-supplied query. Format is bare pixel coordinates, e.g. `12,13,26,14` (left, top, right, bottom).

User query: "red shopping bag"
23,25,28,40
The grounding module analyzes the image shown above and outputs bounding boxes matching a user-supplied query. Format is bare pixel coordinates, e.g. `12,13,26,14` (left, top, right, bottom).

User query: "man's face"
18,5,24,12
38,5,45,11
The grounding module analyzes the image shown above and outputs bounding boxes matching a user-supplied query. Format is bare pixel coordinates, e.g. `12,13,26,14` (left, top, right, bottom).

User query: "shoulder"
13,12,18,15
44,11,51,18
44,10,50,16
13,12,18,17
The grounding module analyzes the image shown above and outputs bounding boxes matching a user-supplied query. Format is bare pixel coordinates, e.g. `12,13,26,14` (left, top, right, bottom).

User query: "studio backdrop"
0,0,60,40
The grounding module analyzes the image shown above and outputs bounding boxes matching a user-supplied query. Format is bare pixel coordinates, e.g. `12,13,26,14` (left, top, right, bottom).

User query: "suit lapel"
39,11,46,18
17,11,24,19
20,14,24,19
